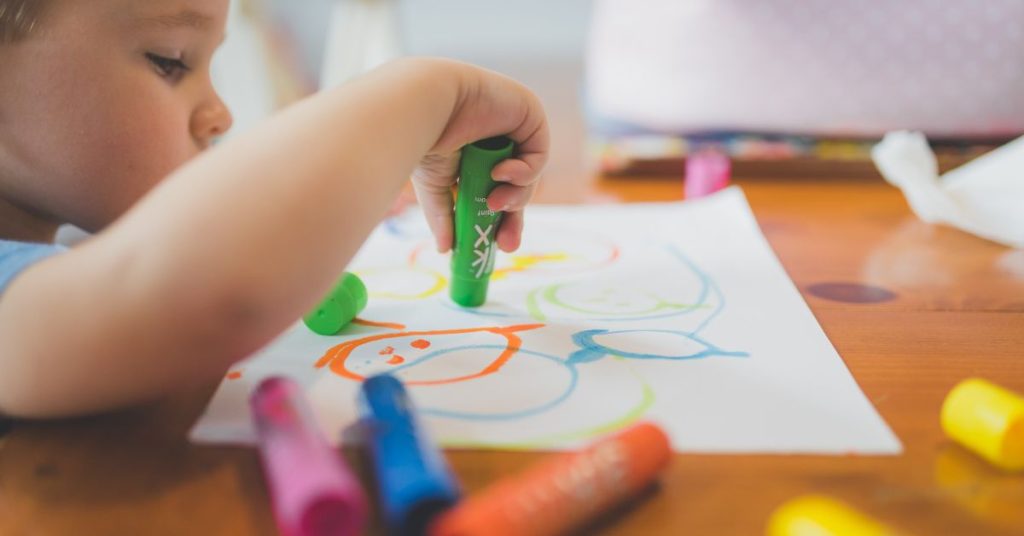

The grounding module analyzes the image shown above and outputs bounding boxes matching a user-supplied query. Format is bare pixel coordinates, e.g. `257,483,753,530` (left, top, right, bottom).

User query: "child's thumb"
411,152,460,252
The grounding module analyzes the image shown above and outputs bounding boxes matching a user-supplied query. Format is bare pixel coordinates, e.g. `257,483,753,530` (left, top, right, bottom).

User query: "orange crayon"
430,422,672,536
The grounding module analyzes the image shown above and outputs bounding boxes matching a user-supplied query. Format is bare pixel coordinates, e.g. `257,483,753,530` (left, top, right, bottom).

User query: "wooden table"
2,173,1023,535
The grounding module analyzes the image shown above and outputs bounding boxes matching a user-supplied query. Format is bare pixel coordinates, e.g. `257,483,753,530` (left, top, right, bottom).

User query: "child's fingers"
491,158,541,187
486,182,535,213
506,111,549,184
412,179,455,252
489,114,544,253
496,209,524,252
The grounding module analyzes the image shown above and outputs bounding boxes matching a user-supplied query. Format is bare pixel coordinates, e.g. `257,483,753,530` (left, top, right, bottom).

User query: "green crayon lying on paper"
450,136,516,307
304,272,367,335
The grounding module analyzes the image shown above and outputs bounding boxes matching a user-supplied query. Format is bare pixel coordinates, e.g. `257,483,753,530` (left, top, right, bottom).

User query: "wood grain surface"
2,173,1022,536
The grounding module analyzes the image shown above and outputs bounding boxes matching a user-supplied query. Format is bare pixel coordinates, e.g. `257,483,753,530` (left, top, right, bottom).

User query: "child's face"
0,0,232,232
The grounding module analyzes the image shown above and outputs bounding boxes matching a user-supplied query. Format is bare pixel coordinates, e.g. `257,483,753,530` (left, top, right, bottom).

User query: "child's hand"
410,60,550,253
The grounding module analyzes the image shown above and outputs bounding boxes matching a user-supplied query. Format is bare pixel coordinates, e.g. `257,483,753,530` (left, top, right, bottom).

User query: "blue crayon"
358,374,460,535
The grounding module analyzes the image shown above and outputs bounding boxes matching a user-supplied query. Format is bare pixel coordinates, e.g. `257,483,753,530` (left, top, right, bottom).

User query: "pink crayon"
250,377,367,536
684,150,731,199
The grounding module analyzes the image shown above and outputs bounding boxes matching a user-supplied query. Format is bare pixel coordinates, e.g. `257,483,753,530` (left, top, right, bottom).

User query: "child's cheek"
81,100,195,225
116,98,193,178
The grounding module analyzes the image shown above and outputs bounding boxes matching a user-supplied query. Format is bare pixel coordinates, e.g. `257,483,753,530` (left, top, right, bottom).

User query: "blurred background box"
585,0,1024,176
209,1,1024,181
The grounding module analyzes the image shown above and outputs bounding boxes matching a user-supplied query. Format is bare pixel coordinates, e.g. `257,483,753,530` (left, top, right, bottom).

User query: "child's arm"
0,58,549,418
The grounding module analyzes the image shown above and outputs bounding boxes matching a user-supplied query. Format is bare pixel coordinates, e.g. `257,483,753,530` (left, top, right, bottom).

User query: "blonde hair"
0,0,43,43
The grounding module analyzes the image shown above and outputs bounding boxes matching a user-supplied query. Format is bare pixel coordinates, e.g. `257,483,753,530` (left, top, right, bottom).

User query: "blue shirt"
0,240,66,296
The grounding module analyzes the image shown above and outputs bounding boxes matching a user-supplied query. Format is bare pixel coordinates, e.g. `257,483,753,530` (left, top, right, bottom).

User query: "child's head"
0,0,233,234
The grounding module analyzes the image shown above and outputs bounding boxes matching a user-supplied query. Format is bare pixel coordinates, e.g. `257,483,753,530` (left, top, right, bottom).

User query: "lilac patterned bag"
586,0,1024,138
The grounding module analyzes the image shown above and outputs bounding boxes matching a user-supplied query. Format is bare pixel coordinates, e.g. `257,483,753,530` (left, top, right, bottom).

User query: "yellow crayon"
941,378,1024,472
767,495,902,536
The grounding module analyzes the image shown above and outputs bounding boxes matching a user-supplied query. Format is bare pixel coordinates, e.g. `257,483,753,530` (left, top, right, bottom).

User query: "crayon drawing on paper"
191,187,902,454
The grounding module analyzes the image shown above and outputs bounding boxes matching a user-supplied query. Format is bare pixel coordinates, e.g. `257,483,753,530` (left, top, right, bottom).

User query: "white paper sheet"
190,187,901,454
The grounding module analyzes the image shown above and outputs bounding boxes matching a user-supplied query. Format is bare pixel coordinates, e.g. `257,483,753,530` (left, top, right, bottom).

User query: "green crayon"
450,136,516,307
303,272,368,335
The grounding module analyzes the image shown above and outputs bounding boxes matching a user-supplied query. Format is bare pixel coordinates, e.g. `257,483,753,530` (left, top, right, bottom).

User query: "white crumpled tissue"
872,131,1024,249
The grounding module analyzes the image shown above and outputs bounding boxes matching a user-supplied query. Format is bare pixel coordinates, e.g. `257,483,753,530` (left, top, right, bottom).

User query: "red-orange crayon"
430,422,672,536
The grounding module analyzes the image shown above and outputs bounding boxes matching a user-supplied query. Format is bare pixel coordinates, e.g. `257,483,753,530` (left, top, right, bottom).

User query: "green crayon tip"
303,272,368,335
450,136,516,307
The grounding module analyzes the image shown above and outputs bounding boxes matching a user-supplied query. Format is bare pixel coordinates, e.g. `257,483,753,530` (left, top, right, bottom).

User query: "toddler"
0,0,549,417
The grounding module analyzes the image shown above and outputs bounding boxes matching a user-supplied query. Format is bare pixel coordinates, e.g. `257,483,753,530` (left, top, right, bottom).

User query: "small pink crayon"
250,377,367,536
684,149,731,199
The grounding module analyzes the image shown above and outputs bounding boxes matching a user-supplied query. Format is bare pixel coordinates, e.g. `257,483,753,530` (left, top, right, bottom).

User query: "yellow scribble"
492,253,570,280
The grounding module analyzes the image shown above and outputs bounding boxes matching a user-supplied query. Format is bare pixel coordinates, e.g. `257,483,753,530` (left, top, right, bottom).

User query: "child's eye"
146,52,190,81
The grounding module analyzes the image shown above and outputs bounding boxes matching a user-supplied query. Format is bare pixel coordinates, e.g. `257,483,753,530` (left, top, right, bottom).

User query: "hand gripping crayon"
250,377,368,536
304,272,368,335
450,136,516,307
430,422,672,536
360,374,461,535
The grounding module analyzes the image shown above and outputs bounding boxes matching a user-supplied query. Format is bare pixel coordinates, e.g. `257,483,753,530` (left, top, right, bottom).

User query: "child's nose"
191,95,234,147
